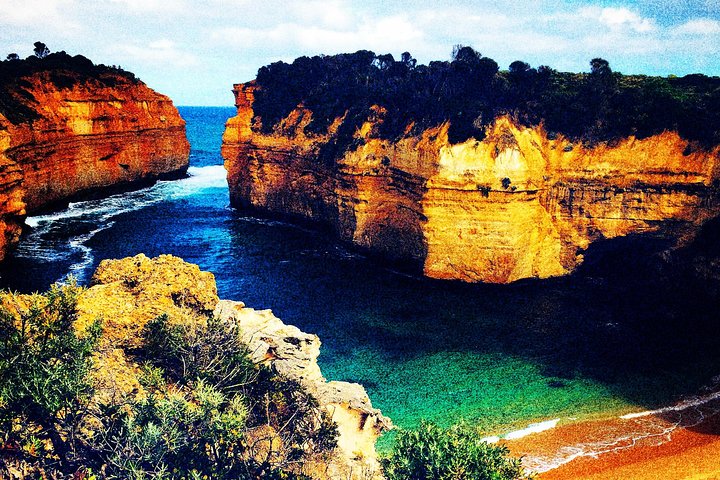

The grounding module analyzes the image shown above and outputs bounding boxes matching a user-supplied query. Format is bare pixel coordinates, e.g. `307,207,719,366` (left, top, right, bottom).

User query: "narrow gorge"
0,53,190,260
223,80,720,283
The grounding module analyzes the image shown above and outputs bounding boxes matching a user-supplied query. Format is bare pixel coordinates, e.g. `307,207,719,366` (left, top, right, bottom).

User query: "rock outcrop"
77,254,390,478
0,62,189,260
222,82,720,283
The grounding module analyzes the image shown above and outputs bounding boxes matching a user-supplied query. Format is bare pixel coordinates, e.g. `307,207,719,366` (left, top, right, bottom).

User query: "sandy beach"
506,393,720,479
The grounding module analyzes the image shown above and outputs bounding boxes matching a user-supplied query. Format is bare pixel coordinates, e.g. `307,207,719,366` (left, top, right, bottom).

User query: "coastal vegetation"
383,421,529,480
251,46,720,154
0,281,338,479
0,43,140,124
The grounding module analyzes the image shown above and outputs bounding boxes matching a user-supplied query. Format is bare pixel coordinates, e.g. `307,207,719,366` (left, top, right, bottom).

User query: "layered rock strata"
223,82,720,283
0,70,189,260
77,254,390,479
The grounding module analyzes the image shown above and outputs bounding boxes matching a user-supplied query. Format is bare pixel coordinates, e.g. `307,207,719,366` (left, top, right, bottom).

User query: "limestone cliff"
222,82,720,283
77,254,390,479
0,59,189,260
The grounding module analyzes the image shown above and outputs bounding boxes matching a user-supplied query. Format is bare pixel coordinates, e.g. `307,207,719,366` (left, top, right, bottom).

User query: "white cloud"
0,0,81,32
108,0,187,14
118,39,198,67
0,0,73,24
676,18,720,35
290,0,354,30
588,7,657,33
214,14,423,57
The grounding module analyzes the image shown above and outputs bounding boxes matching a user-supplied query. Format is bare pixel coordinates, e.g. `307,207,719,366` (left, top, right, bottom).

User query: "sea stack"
222,56,720,284
0,52,190,260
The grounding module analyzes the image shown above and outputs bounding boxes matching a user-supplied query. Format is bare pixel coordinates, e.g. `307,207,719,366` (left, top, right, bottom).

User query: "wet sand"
506,394,720,479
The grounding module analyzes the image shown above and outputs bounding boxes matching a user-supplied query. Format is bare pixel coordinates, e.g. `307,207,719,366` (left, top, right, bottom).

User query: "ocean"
3,106,720,450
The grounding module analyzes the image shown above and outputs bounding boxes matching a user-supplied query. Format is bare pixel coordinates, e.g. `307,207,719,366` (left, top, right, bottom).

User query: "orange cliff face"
222,82,720,283
0,69,190,260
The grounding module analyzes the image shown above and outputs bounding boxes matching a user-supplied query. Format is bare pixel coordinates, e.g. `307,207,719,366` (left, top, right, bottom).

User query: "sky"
1,0,719,105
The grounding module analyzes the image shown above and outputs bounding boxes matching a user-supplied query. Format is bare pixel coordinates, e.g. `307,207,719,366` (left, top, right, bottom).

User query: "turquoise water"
2,106,720,442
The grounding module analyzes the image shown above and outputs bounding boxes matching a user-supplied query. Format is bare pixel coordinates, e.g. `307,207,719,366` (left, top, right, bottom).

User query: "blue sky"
1,0,718,105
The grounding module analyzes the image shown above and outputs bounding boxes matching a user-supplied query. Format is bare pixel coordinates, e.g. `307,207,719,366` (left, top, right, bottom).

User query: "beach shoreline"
504,390,720,479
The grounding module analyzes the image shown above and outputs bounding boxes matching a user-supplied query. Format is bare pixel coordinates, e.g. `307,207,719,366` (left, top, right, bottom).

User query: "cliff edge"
77,254,390,479
0,52,190,260
223,80,720,283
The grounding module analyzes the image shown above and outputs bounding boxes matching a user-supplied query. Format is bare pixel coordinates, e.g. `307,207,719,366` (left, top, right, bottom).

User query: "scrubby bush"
142,313,256,394
95,381,250,479
0,280,101,471
0,286,337,479
382,421,530,480
138,313,339,478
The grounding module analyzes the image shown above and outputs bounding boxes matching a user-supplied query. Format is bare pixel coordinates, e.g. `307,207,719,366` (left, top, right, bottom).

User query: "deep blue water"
3,106,720,441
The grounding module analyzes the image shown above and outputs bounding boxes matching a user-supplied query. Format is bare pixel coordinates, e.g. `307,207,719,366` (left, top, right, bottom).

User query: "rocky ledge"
77,254,390,479
0,55,190,260
222,82,720,283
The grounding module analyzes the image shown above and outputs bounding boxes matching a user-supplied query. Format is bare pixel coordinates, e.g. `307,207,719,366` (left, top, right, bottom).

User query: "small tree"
33,41,50,59
5,53,19,61
401,51,416,69
382,421,530,480
590,57,611,77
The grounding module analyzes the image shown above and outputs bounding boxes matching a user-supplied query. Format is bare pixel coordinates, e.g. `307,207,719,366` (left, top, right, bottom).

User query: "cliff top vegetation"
251,46,720,152
0,45,141,125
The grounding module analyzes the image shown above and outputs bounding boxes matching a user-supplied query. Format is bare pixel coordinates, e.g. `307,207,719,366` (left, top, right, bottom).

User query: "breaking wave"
520,385,720,474
15,165,227,283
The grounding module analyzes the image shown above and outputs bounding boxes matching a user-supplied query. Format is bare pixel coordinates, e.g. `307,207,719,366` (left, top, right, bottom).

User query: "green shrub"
134,313,338,479
0,280,101,470
382,421,530,480
142,313,256,394
0,285,337,479
95,381,249,479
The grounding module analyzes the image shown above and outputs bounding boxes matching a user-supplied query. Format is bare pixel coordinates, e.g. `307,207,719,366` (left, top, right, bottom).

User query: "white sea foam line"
60,222,116,283
522,390,720,474
18,165,225,273
523,420,679,474
620,389,720,419
504,419,561,440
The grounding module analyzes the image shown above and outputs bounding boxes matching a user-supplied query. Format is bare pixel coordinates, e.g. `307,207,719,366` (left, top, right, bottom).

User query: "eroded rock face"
222,82,720,283
0,70,189,260
214,300,392,478
77,254,390,479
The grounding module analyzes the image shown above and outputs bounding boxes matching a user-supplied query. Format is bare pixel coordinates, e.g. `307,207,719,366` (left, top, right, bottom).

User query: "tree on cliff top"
33,42,50,59
250,47,720,150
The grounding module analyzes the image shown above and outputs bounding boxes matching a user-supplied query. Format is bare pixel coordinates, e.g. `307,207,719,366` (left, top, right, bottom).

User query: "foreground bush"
382,421,530,480
0,281,100,472
0,283,337,479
